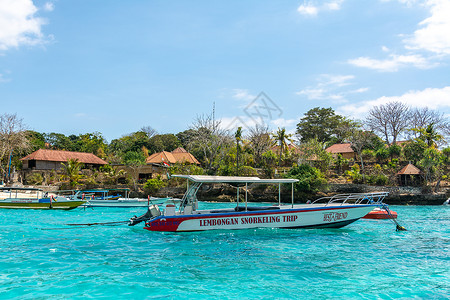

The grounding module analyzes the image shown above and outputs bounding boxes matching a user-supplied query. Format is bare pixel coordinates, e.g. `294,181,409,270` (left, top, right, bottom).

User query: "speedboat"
362,207,397,219
129,175,393,232
0,187,85,210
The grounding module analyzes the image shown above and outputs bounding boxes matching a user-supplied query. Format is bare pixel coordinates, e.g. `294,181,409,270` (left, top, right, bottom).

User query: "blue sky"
1,0,449,142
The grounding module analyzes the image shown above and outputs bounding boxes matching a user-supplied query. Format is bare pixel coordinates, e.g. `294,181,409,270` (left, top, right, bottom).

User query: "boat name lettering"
323,212,348,222
200,218,239,227
199,215,299,227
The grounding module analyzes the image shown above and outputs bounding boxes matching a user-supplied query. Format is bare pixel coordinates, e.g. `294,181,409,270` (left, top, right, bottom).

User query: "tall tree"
366,101,410,145
0,114,29,182
409,107,449,141
272,128,294,166
187,113,230,173
140,126,158,139
412,123,444,148
235,127,242,176
247,124,272,167
296,107,352,144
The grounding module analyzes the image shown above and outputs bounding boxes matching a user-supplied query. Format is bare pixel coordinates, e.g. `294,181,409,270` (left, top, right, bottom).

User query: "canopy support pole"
291,183,294,208
245,183,248,211
237,187,240,207
278,184,281,206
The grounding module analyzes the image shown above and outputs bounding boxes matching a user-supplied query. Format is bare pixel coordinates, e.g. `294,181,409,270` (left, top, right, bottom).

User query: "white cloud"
337,86,450,119
320,74,354,87
349,0,450,71
297,4,318,16
405,0,450,55
0,0,47,51
270,118,298,128
43,2,54,12
297,1,344,16
296,74,361,102
348,53,431,72
326,0,344,10
349,87,370,93
232,89,256,101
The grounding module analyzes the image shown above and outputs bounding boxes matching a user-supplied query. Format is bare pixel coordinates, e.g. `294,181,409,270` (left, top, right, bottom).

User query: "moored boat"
0,187,85,210
362,207,397,219
68,188,177,208
129,175,393,232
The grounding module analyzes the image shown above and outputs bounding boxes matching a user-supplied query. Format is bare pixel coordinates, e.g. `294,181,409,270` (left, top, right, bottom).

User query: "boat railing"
311,192,388,206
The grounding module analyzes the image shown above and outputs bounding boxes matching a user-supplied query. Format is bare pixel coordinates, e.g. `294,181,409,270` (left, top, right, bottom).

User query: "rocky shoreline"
155,183,450,206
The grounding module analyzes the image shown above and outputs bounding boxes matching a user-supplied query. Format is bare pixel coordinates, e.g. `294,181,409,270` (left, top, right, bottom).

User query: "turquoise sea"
0,203,449,299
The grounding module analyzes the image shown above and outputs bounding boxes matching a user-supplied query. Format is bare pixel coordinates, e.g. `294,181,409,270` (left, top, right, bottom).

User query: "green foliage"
261,150,277,178
61,158,84,187
345,164,363,183
287,164,327,193
442,147,450,164
25,130,46,151
361,149,375,161
123,151,146,166
333,154,349,175
411,123,444,148
366,174,389,186
418,147,444,182
296,107,357,144
25,172,44,185
148,134,181,153
402,140,427,164
272,127,294,167
375,148,389,162
388,144,402,158
143,177,166,194
169,163,205,175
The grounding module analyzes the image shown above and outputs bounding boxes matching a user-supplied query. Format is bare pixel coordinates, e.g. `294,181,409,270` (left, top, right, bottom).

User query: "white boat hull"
143,204,377,232
81,197,176,208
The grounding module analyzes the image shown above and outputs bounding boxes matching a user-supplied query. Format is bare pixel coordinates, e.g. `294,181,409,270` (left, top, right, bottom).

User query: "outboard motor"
128,204,161,226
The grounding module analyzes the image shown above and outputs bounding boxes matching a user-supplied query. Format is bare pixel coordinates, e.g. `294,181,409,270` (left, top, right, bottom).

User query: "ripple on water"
0,205,449,299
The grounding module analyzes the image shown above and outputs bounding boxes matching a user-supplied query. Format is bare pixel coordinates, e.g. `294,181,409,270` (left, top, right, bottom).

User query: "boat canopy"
172,175,298,184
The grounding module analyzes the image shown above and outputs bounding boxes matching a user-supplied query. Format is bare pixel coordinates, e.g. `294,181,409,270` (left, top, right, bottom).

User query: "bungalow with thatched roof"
146,148,200,166
325,143,356,160
20,149,107,170
397,163,422,186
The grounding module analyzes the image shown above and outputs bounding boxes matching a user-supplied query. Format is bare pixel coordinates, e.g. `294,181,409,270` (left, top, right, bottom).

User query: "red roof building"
20,149,107,170
325,143,356,160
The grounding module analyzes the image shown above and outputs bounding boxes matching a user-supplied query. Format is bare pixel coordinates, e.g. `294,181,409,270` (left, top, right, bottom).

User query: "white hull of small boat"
81,197,176,208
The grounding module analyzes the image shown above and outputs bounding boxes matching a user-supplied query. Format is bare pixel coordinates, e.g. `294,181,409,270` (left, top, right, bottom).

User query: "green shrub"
143,177,166,194
345,164,363,184
26,172,44,185
287,164,326,193
367,174,389,186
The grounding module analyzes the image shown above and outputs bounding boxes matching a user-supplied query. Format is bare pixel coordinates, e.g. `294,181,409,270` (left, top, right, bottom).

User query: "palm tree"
418,123,443,148
272,128,294,166
235,127,242,176
61,158,83,187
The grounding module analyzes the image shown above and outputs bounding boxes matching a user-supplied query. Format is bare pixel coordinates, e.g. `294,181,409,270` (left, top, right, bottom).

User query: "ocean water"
0,203,448,299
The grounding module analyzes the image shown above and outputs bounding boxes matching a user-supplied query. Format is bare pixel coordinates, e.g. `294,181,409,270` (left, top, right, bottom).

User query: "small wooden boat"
362,207,397,219
129,175,393,232
0,187,85,210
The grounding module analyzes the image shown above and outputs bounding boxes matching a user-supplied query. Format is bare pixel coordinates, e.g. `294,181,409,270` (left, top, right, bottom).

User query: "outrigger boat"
68,188,177,208
129,175,399,232
0,187,85,210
